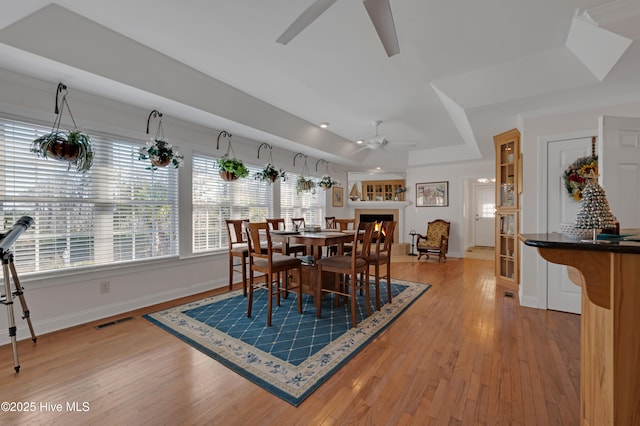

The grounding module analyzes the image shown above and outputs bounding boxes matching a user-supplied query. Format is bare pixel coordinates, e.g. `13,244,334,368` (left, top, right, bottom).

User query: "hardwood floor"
0,258,580,425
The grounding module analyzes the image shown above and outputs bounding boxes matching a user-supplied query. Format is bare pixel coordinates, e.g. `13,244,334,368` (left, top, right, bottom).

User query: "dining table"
270,229,356,313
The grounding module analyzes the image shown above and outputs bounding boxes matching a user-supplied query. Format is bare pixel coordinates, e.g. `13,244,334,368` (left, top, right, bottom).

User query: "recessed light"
319,122,329,128
376,166,382,170
356,139,364,144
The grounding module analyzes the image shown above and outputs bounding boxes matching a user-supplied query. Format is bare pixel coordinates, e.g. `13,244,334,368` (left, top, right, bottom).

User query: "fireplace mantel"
347,201,410,209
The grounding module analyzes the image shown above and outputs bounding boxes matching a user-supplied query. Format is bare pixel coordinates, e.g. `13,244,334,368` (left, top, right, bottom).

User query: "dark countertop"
522,231,640,254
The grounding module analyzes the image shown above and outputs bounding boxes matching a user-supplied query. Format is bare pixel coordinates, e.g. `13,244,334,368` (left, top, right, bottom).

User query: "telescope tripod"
1,250,36,372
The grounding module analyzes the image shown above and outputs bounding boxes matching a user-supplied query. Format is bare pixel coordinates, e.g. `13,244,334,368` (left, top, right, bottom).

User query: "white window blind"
0,116,179,274
192,154,273,252
280,172,326,228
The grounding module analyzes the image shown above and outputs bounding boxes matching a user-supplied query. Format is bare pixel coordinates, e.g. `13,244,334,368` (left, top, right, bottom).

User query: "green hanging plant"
31,83,94,173
217,155,249,181
255,163,286,183
296,176,316,194
31,129,94,173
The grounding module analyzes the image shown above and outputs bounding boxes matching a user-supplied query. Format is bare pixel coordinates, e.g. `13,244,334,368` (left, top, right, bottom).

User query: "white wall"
520,101,640,309
404,160,494,258
0,72,346,345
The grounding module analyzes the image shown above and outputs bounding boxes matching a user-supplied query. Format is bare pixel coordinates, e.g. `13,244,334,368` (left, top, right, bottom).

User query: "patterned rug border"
144,279,431,406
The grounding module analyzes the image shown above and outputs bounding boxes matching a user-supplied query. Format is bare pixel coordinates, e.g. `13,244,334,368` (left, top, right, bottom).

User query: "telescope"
0,215,36,372
0,216,34,253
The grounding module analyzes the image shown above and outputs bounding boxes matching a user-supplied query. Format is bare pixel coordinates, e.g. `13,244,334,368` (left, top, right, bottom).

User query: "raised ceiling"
0,0,639,171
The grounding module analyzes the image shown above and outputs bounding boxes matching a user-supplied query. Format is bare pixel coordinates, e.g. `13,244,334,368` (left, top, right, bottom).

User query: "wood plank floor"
0,258,580,425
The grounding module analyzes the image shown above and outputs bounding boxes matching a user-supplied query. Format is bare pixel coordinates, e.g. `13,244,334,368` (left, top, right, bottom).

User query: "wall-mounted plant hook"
217,130,232,151
316,159,328,172
293,152,307,167
54,82,67,115
257,142,272,159
146,109,164,140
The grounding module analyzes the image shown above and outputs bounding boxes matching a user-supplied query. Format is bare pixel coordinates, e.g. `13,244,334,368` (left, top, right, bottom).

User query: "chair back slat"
335,218,356,231
246,222,271,260
225,219,249,247
379,221,396,253
266,218,285,231
352,221,375,267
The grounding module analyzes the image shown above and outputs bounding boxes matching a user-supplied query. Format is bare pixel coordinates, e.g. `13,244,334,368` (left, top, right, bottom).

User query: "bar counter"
522,232,640,426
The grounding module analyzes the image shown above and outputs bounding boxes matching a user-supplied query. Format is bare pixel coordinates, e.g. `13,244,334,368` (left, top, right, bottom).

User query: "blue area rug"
144,278,430,406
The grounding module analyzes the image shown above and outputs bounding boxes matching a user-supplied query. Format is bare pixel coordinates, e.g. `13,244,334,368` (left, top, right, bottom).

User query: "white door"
546,137,593,313
599,116,640,228
474,184,495,247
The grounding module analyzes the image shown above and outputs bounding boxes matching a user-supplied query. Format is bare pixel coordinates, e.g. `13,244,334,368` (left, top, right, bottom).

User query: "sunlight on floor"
464,246,494,260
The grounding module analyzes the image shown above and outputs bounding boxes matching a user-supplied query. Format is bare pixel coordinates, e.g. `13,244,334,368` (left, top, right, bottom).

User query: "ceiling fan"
352,120,415,154
276,0,400,57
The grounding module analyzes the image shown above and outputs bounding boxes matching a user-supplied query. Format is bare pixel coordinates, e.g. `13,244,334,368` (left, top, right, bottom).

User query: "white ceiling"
0,0,639,172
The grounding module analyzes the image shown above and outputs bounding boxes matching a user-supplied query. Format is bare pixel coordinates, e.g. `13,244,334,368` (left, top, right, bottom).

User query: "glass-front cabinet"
496,211,517,286
346,172,407,203
494,128,520,289
362,180,406,201
497,138,517,209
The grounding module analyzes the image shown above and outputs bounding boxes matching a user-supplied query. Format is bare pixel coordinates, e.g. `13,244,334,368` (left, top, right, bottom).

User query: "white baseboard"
0,278,226,346
519,293,543,309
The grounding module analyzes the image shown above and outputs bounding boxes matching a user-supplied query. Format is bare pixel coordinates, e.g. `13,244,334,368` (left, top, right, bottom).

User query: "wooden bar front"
523,234,640,425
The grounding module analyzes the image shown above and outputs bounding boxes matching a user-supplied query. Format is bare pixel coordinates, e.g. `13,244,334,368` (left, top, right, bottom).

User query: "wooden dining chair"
368,220,397,310
325,216,336,229
325,216,338,255
225,219,250,296
245,222,303,326
316,221,375,328
335,218,356,254
291,217,305,231
266,218,306,256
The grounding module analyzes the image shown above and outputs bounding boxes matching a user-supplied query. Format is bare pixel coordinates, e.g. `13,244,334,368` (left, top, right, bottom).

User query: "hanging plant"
138,139,184,170
30,83,94,172
216,155,249,181
296,176,316,194
138,110,183,171
32,129,94,173
254,143,286,183
215,130,248,181
293,153,316,194
563,155,597,201
255,163,286,183
318,175,340,190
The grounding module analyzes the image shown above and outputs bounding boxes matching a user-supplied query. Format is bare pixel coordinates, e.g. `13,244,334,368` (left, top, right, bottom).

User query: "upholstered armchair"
416,219,450,262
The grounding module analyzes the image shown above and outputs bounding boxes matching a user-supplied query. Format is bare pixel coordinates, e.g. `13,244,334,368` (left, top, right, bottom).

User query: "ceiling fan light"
356,139,364,144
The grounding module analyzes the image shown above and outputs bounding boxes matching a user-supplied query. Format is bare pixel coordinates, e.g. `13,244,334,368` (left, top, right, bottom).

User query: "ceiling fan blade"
276,0,337,45
363,0,400,57
352,146,370,155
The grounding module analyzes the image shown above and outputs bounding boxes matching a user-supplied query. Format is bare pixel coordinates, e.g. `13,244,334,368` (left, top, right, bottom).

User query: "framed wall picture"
416,181,449,207
332,186,344,207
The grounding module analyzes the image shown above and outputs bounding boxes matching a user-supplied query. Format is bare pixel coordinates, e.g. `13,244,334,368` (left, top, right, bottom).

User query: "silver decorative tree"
574,171,617,240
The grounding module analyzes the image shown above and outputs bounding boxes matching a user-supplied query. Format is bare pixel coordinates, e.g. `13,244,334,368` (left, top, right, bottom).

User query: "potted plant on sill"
255,163,286,183
138,139,184,171
296,176,316,194
217,155,249,181
31,129,94,173
318,175,340,190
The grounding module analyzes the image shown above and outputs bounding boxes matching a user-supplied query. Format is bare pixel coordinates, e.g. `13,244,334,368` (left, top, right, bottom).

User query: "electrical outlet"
99,281,110,294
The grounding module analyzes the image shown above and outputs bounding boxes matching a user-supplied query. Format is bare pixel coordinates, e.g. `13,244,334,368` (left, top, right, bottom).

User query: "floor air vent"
95,316,133,329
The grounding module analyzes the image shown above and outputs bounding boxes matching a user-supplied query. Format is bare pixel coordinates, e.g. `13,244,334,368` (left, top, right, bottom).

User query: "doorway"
474,183,495,247
464,178,495,259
